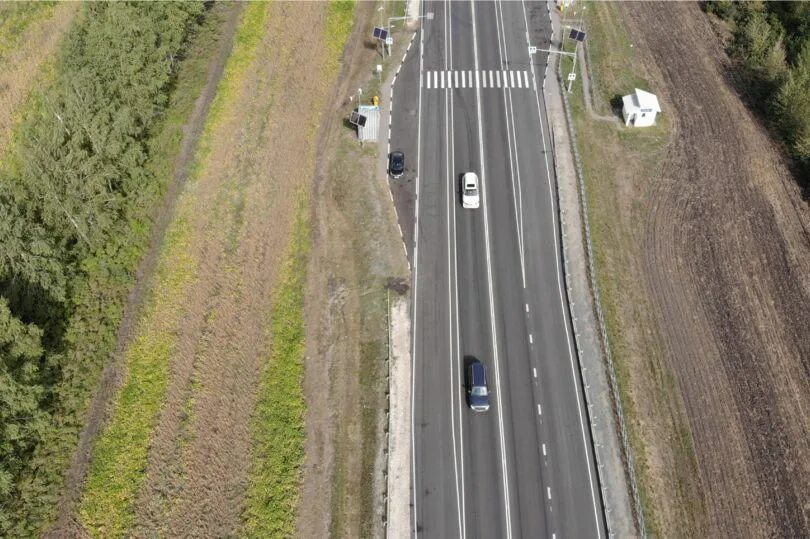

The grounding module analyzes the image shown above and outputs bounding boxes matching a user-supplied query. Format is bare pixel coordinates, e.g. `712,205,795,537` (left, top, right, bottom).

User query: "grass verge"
561,2,701,535
77,4,270,536
242,194,310,538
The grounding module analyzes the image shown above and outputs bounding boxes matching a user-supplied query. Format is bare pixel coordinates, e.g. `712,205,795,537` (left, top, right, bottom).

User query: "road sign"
385,36,394,46
567,72,577,82
528,46,537,54
373,27,389,40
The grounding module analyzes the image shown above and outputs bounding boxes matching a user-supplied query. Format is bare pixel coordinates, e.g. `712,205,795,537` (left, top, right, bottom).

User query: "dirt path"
44,5,243,536
618,3,810,536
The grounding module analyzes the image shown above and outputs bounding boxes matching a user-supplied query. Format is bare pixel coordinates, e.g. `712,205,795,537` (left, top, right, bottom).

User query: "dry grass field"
574,2,810,536
0,2,78,156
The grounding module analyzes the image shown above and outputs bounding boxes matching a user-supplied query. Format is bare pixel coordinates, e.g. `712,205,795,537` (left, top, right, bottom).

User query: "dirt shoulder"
574,1,810,536
300,1,411,537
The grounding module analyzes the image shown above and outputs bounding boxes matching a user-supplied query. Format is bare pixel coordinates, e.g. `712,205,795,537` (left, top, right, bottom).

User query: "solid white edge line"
470,2,513,537
411,9,425,539
520,0,604,536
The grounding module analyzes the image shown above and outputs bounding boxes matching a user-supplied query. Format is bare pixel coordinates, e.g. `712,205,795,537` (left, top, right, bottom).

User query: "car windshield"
471,386,487,397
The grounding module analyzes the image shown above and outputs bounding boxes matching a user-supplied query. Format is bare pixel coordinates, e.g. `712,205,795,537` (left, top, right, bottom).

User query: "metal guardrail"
383,288,392,532
554,49,647,538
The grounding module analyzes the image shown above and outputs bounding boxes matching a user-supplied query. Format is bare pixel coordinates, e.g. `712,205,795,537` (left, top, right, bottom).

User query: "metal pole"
379,5,386,58
567,41,578,93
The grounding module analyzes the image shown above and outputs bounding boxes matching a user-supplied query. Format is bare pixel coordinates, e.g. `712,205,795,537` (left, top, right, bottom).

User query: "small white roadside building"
622,88,661,127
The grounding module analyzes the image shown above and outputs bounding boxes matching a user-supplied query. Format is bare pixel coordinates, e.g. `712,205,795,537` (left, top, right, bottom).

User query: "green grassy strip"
324,0,355,69
77,4,270,537
242,194,310,538
241,2,354,536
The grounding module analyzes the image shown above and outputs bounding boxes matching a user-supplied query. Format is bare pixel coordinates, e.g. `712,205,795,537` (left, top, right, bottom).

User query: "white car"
461,172,480,209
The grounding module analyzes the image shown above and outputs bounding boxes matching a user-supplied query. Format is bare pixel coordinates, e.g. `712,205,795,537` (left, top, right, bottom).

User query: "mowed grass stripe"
241,2,355,537
78,4,271,537
242,195,310,538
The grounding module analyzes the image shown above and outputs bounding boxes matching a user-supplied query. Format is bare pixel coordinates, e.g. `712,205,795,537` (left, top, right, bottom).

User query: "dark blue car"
389,150,404,178
467,360,490,412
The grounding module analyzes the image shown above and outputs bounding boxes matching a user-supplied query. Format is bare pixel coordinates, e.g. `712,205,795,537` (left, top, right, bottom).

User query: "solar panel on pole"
568,28,586,42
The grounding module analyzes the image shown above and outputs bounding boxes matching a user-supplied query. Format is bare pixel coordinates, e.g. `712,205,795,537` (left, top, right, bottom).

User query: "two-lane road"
407,1,606,537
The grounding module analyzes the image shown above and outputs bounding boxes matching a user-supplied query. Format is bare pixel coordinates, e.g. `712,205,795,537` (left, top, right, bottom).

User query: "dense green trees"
705,0,810,169
0,2,204,533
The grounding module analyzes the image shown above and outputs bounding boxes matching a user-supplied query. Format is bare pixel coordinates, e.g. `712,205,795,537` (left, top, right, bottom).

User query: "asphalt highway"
400,1,607,537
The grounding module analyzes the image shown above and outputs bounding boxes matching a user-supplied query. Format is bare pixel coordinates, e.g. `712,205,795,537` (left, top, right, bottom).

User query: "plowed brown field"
619,2,810,536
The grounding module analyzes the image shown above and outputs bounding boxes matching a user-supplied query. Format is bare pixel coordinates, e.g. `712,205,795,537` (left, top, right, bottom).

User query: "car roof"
470,361,487,385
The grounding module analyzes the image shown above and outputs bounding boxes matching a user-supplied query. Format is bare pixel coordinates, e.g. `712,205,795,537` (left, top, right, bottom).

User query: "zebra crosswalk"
422,69,532,90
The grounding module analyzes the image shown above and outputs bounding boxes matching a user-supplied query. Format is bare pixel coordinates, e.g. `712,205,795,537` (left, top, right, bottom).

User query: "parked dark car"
389,151,405,178
466,360,490,412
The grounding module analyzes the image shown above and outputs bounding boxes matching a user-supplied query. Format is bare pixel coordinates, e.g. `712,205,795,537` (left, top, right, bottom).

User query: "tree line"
0,2,204,533
704,1,810,173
